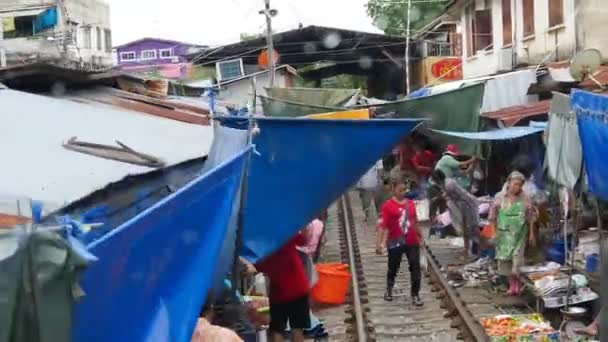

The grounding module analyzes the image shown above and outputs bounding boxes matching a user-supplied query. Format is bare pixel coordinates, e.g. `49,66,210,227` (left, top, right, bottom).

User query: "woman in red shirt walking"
377,178,424,307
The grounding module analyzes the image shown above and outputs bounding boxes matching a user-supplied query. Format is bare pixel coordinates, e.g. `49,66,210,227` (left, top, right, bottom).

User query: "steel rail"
423,245,489,341
340,196,367,342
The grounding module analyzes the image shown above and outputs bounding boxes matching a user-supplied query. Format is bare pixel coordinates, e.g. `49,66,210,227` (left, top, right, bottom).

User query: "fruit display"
480,314,560,342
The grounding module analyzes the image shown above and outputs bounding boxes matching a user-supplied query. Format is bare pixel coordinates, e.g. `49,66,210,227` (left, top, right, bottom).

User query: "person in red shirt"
255,233,310,342
377,178,424,307
411,144,435,178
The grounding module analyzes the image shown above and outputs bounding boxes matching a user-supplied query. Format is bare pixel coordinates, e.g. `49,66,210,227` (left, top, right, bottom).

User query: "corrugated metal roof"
481,100,551,127
0,88,214,208
60,87,211,126
580,66,608,88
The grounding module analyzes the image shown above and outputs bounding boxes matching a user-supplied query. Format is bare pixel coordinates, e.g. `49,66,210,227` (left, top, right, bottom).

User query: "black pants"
427,184,446,220
387,244,421,297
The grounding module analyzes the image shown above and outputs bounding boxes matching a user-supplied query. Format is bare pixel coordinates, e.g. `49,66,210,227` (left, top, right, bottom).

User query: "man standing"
377,178,424,307
434,145,476,190
357,160,383,221
431,170,480,259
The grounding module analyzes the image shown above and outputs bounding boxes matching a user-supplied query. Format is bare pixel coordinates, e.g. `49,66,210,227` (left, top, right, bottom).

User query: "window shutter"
549,0,564,28
523,0,535,37
502,0,512,46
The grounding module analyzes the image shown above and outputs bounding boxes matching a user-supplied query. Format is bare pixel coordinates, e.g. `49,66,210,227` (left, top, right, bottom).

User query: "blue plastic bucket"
586,254,599,273
546,245,566,264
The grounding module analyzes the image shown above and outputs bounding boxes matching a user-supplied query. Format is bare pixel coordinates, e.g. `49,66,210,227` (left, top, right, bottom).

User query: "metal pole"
264,0,275,88
596,198,608,339
404,0,412,95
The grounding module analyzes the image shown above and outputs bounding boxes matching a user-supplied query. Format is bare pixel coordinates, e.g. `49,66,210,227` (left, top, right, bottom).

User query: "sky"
108,0,382,47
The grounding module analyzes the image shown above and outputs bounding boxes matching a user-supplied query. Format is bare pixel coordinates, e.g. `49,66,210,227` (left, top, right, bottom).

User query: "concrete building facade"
0,0,112,69
449,0,608,78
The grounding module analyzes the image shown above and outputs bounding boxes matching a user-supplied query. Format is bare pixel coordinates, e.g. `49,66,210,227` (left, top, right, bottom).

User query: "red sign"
430,59,463,81
258,49,280,69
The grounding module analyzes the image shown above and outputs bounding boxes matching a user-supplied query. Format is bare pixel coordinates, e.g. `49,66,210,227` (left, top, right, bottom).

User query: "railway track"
335,193,489,342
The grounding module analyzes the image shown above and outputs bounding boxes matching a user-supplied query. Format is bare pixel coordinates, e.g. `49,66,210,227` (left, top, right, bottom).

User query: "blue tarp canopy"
572,89,608,201
216,117,424,262
430,125,545,141
73,147,250,342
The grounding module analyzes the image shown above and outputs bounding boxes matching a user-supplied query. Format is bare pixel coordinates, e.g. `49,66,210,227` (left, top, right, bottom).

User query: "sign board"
429,58,463,81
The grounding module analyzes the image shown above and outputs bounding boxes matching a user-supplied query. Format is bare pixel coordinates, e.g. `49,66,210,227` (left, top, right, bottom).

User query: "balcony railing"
423,41,456,57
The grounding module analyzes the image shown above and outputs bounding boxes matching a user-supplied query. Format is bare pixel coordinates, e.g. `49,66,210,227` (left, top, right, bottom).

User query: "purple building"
114,38,207,79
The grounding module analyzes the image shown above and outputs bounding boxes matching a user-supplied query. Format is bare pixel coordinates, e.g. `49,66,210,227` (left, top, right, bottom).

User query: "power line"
192,41,415,66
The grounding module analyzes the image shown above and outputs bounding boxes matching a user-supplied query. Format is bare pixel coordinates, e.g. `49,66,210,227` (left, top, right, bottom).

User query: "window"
120,51,136,62
83,27,92,49
216,58,244,81
159,49,173,58
502,0,512,46
104,29,112,52
96,27,102,50
549,0,563,28
465,5,475,57
522,0,535,37
141,50,157,60
474,9,493,51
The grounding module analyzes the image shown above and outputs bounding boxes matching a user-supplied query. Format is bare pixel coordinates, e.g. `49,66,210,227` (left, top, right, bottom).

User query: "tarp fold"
572,89,608,200
72,147,251,342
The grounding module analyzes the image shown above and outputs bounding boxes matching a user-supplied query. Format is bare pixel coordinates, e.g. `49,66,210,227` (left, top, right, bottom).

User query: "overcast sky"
108,0,381,46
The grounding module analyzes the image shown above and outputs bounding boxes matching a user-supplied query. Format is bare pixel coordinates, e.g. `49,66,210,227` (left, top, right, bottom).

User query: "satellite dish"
569,48,602,83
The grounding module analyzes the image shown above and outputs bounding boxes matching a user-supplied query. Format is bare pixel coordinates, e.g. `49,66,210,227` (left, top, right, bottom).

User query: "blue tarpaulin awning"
572,89,608,201
73,147,251,342
216,117,425,262
430,125,545,141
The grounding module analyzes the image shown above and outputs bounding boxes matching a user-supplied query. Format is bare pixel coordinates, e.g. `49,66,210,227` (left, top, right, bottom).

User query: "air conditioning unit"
216,58,244,82
171,56,179,63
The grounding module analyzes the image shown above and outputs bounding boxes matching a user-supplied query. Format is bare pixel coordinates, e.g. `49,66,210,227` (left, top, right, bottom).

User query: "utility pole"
260,0,277,87
404,0,412,95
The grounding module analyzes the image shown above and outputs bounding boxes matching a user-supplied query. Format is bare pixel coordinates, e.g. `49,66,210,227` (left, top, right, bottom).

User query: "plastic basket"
311,263,351,305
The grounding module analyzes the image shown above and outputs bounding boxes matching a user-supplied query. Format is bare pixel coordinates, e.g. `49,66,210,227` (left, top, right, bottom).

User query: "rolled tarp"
260,95,345,118
572,89,608,201
72,146,251,342
215,117,425,262
265,87,360,108
430,125,545,140
305,109,370,120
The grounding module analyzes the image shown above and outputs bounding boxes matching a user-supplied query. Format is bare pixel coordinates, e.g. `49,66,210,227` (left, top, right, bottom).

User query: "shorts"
269,294,311,333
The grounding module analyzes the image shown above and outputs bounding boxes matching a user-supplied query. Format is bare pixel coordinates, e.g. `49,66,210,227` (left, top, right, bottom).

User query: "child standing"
377,178,424,307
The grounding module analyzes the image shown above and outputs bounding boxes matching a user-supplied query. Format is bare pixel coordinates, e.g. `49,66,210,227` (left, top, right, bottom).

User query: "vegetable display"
481,314,559,342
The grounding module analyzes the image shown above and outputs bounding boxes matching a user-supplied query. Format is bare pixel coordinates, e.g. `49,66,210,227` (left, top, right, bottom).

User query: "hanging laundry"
545,92,582,189
2,17,15,32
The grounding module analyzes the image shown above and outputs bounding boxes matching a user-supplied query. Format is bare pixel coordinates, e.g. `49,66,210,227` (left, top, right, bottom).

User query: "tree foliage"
366,0,449,36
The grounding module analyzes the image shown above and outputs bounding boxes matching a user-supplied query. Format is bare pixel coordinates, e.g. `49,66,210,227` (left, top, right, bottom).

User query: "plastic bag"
420,253,428,272
480,224,496,240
